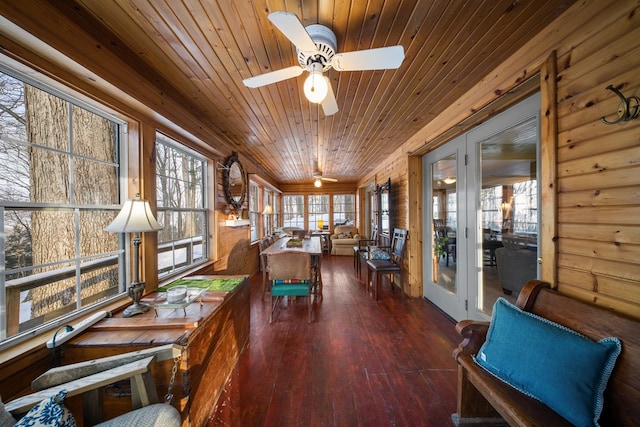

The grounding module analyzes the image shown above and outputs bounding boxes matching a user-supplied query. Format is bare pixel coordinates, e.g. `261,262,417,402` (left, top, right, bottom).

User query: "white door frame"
423,93,541,321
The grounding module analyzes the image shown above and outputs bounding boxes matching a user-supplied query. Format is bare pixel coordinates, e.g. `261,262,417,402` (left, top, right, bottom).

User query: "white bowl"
167,286,187,303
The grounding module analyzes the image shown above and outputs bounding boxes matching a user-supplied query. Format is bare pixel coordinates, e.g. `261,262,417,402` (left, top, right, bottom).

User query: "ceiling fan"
243,11,405,116
312,171,337,187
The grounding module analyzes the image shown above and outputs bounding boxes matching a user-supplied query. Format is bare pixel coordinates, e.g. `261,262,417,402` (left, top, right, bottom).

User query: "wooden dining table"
260,236,323,298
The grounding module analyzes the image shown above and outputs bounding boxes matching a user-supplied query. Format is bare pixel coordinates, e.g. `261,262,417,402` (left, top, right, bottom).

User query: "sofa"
330,225,360,256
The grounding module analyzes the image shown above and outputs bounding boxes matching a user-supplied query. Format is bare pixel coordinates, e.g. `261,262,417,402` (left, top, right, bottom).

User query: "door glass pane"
431,154,457,293
478,117,538,315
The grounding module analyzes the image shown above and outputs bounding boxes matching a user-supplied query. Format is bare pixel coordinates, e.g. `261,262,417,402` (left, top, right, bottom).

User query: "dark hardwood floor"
208,255,460,426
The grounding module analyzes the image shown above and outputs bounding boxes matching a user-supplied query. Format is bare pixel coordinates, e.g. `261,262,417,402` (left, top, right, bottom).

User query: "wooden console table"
62,275,250,427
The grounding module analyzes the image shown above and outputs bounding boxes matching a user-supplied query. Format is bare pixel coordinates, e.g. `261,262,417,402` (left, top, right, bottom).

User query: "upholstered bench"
452,280,639,427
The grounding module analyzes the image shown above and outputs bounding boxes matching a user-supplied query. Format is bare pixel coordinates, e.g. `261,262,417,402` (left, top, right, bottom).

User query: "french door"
423,93,541,321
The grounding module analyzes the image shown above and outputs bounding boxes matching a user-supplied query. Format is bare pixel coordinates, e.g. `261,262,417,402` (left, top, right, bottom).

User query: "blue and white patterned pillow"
14,390,76,427
369,249,390,260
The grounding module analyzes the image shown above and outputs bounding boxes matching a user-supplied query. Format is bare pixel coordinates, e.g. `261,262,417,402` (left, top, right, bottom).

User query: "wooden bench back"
517,281,640,426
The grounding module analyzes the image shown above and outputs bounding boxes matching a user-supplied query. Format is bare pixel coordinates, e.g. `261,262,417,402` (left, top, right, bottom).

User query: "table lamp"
317,219,324,230
105,195,163,317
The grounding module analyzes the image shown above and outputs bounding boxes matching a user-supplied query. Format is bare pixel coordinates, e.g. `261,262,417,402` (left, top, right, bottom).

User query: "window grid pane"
308,195,329,230
283,195,304,228
156,136,208,278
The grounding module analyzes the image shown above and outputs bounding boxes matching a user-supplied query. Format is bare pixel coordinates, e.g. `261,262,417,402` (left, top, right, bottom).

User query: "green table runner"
158,278,243,293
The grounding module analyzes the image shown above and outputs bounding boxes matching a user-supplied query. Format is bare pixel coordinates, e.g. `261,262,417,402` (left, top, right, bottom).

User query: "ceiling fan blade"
321,177,338,182
321,77,339,116
242,65,304,88
331,45,405,71
268,12,318,56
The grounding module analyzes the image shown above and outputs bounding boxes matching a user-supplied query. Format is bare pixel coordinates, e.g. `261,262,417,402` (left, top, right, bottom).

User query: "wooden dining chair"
353,224,378,277
267,251,314,323
366,228,408,300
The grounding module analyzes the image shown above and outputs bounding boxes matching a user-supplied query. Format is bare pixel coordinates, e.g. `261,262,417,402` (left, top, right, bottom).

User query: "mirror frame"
223,151,247,211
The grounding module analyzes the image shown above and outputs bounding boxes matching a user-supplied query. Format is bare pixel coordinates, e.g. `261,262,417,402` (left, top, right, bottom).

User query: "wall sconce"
600,85,639,125
262,204,273,215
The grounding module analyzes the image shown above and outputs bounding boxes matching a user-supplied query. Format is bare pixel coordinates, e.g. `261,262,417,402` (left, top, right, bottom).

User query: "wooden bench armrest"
6,356,157,415
453,320,490,361
31,343,182,389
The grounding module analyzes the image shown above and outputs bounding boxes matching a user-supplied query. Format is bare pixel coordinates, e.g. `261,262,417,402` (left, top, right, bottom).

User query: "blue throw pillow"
474,298,621,427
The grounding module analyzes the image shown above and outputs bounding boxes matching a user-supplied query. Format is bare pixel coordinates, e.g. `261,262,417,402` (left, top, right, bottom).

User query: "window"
481,185,502,232
263,190,272,235
249,182,260,241
513,180,537,234
333,194,355,227
308,195,329,230
446,192,457,231
0,67,124,345
156,135,208,277
273,193,280,231
283,195,304,228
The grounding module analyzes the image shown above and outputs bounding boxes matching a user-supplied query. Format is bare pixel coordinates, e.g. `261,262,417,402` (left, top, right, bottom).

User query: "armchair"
330,225,360,256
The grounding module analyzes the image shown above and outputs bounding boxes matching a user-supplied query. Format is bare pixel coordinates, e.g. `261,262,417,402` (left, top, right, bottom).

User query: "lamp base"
122,280,150,318
122,301,151,318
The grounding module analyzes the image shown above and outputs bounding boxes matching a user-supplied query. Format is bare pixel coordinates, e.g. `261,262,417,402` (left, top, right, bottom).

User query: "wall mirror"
223,151,246,211
377,178,391,235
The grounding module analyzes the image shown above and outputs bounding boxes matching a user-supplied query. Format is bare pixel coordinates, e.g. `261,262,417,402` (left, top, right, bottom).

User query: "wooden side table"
62,275,250,427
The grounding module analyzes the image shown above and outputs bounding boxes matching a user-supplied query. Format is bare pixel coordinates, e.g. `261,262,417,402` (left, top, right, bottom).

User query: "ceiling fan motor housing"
297,24,337,72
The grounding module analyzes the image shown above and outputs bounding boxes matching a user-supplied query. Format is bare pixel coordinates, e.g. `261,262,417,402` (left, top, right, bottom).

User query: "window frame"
0,63,127,349
155,133,209,279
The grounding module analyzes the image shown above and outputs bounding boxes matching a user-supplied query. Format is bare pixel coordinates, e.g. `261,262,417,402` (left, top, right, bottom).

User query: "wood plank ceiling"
67,0,575,185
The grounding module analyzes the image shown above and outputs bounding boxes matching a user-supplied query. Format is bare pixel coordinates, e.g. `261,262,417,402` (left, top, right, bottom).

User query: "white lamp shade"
304,65,328,104
262,204,273,215
105,199,163,233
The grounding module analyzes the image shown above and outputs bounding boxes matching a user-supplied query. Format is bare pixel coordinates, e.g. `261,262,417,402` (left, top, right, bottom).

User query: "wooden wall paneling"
551,1,640,314
139,122,160,292
407,155,422,297
540,51,558,286
558,125,640,163
279,182,357,194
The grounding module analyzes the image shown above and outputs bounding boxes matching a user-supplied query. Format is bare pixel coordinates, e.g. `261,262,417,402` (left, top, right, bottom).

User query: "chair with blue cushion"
365,228,408,300
267,251,314,323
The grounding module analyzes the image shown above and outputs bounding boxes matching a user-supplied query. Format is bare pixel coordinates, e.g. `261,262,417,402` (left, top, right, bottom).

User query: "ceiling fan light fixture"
443,177,457,185
314,178,322,187
304,63,328,103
